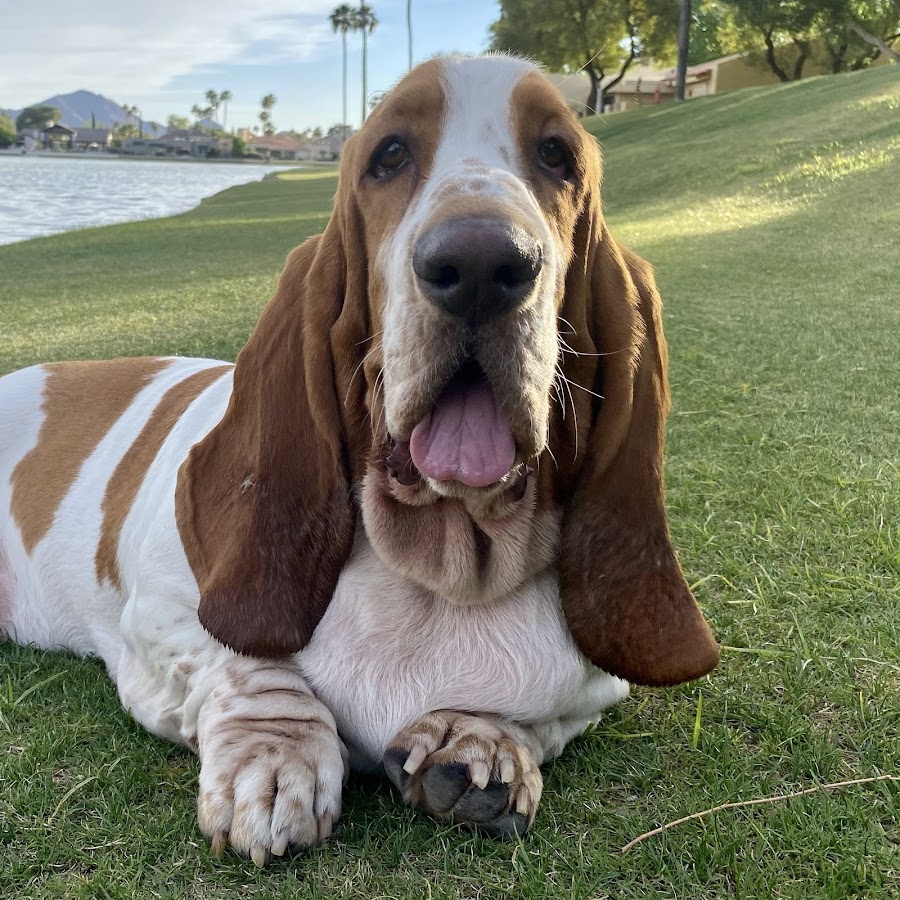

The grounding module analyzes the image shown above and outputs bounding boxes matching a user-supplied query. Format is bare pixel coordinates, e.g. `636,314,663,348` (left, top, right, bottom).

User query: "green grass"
1,67,899,898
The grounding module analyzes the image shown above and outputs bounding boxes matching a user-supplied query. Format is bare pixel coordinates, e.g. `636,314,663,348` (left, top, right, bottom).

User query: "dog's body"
0,56,718,863
0,356,624,765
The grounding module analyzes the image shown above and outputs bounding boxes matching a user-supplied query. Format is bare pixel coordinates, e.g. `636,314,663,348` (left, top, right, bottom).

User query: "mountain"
2,90,164,136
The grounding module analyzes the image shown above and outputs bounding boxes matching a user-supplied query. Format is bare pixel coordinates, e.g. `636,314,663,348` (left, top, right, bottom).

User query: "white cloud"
0,1,337,107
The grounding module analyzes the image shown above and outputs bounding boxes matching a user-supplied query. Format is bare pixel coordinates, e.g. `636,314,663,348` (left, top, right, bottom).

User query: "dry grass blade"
621,775,900,852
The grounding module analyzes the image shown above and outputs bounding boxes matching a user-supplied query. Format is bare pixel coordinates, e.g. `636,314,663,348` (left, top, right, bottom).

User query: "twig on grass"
621,774,900,852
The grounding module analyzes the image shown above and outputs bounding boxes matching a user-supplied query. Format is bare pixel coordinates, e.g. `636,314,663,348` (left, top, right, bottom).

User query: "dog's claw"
499,758,516,784
470,760,490,789
250,844,268,868
271,831,289,857
318,809,334,841
210,830,228,858
403,744,429,775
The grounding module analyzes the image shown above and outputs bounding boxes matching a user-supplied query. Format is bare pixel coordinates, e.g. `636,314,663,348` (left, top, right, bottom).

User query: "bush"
0,113,15,148
231,136,247,158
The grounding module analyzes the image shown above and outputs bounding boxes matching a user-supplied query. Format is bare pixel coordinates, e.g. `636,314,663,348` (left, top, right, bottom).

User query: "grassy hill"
1,65,899,899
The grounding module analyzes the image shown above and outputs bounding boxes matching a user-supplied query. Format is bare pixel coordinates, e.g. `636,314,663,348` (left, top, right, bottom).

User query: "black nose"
412,217,543,324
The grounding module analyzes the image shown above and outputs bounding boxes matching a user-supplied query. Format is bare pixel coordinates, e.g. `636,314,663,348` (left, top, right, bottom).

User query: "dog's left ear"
559,224,719,686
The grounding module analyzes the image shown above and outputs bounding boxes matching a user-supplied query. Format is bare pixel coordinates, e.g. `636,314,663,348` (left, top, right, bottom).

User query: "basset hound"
0,55,719,864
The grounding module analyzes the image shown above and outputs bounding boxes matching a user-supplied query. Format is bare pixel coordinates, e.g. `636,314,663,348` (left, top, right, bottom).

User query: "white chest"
298,537,605,768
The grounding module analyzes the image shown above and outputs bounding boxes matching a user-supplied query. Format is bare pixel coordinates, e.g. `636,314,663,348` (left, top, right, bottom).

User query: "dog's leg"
116,598,346,866
381,670,627,838
382,711,547,838
194,661,347,866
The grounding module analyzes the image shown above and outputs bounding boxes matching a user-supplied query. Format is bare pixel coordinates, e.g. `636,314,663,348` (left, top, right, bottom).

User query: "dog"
0,54,718,865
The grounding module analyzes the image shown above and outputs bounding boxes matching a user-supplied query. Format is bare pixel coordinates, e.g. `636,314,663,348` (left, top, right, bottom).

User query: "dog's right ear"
176,228,356,657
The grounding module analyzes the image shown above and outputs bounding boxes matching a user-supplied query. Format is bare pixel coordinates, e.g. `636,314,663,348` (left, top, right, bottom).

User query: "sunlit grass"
1,65,899,898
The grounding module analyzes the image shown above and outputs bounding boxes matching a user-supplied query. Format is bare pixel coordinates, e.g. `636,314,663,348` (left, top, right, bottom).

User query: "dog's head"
177,55,719,686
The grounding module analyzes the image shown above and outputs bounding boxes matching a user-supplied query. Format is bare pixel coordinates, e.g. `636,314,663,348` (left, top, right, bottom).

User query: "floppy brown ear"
559,225,719,686
175,228,356,657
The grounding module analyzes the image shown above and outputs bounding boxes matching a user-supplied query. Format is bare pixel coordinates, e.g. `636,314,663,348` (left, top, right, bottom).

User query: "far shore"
0,148,336,166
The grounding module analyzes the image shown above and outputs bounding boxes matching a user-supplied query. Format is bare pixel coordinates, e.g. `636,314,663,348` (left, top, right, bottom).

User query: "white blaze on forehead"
431,55,541,184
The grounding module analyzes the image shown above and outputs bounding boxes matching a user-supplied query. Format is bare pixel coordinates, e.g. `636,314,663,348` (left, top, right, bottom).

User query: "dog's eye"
371,140,410,179
538,138,570,181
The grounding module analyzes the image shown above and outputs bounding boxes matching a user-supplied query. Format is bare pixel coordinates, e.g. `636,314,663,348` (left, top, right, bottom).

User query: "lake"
0,155,289,245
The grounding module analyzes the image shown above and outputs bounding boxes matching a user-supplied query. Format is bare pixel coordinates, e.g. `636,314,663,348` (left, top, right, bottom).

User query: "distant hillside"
2,90,164,136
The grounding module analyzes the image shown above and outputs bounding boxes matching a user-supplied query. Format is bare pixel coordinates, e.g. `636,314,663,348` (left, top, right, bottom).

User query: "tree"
259,94,277,135
121,104,141,138
352,4,379,124
205,90,221,125
15,105,61,131
717,0,899,79
231,136,247,158
491,1,677,115
0,113,16,147
167,114,190,130
219,90,233,132
688,0,726,64
675,0,691,101
833,0,900,68
330,5,355,135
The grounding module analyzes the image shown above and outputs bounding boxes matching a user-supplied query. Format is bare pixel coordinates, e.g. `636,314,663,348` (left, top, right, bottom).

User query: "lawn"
1,65,899,899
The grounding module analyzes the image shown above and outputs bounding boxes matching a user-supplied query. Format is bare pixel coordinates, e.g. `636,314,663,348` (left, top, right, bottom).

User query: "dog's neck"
360,460,560,607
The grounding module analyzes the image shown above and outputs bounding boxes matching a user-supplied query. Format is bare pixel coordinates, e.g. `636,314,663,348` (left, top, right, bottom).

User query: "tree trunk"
827,39,848,74
792,38,810,81
585,65,600,116
763,28,791,82
675,0,691,102
603,46,637,100
850,21,900,63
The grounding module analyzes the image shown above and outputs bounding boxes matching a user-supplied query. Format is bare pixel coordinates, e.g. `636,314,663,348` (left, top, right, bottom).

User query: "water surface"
0,155,287,245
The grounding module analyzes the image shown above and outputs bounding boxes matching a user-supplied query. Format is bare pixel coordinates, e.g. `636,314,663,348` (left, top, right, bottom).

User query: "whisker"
344,342,381,407
560,374,605,402
560,369,578,459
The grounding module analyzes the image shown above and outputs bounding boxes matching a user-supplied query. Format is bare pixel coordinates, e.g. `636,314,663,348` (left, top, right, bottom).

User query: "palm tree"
122,104,141,136
259,94,277,136
205,90,220,126
219,90,233,133
190,104,204,128
330,5,354,136
352,4,378,124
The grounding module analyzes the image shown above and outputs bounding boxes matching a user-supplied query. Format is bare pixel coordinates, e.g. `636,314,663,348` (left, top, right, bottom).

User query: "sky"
1,0,500,132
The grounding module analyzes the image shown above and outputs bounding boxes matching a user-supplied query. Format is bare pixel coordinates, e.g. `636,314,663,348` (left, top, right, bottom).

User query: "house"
41,123,76,150
72,128,112,151
122,129,231,158
309,132,346,161
550,44,898,115
15,129,42,151
248,133,313,161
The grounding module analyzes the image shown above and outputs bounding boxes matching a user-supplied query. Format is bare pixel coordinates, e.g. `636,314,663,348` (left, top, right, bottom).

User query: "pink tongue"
410,377,515,487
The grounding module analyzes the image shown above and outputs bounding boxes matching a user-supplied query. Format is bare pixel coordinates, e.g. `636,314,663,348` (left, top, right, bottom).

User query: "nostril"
493,255,541,289
494,264,517,288
435,265,459,289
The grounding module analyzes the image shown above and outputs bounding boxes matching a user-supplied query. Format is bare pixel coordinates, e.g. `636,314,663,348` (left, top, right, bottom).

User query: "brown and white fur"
0,56,719,865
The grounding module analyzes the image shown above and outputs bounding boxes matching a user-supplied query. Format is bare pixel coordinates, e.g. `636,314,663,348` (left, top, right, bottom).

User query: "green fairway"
1,66,899,898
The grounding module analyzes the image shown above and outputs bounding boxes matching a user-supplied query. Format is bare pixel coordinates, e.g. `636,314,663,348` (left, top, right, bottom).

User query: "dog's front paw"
383,710,542,839
197,715,347,866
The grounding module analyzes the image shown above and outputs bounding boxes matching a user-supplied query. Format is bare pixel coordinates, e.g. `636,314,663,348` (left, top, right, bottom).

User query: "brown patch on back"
10,358,170,554
96,364,231,590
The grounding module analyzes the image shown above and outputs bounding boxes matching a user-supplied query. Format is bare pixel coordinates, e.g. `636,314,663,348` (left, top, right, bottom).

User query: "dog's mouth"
389,362,517,489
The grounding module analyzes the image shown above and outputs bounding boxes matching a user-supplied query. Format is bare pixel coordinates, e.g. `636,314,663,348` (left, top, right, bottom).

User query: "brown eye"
538,138,570,180
372,140,410,178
